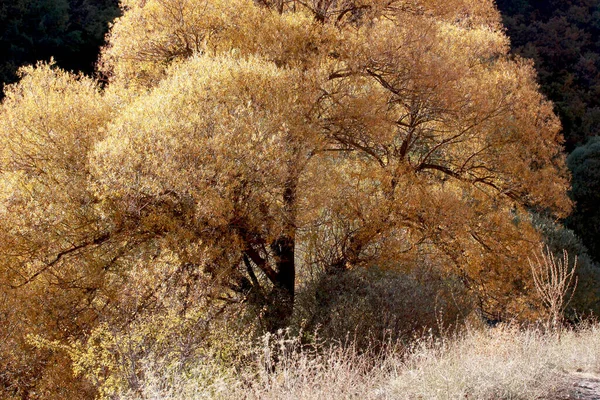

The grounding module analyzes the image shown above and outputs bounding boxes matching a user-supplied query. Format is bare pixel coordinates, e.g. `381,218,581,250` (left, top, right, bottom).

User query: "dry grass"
118,324,600,400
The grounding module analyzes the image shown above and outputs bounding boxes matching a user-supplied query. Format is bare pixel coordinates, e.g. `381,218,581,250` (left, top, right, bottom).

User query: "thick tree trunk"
265,235,295,331
264,179,297,332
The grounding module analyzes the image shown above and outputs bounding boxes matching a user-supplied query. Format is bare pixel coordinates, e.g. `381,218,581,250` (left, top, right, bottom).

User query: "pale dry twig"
529,246,578,330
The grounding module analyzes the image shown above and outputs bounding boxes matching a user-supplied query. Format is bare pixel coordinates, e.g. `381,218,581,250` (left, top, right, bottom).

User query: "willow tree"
0,0,570,396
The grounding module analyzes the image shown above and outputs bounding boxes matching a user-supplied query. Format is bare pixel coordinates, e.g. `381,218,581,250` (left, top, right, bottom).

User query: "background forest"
0,0,120,91
1,0,600,399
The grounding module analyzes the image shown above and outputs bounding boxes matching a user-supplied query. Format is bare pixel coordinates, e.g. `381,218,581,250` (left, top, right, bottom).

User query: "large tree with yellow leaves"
0,0,570,397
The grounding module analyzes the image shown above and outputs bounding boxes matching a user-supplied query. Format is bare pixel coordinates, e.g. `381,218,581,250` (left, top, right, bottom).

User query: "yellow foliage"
100,0,337,87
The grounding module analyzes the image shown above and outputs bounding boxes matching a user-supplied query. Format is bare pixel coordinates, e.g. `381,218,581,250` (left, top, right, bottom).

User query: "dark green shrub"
292,266,474,350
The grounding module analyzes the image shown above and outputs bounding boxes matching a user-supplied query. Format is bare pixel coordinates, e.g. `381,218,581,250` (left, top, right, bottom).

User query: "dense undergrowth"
47,263,588,400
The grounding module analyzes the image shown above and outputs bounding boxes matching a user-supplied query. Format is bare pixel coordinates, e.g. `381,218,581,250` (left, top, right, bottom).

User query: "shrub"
62,305,256,399
292,266,474,350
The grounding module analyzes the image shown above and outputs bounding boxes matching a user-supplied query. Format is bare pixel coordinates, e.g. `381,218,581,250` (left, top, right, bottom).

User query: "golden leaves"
100,0,338,88
0,0,571,316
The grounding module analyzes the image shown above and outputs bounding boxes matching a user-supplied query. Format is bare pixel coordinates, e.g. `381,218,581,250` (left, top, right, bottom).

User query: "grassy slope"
115,324,600,400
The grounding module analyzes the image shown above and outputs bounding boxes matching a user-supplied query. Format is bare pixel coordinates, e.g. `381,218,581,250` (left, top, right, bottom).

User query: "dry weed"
118,324,600,400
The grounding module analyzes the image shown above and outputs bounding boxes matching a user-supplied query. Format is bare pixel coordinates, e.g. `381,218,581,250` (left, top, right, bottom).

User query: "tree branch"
10,232,112,289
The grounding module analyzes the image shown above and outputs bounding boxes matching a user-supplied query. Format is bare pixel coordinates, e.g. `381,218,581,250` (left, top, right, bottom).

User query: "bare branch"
529,246,578,330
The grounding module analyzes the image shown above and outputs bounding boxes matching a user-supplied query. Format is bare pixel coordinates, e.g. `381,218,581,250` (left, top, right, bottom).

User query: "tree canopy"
0,0,571,398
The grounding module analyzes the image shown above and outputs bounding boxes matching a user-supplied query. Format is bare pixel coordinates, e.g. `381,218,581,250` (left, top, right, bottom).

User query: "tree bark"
264,179,297,332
